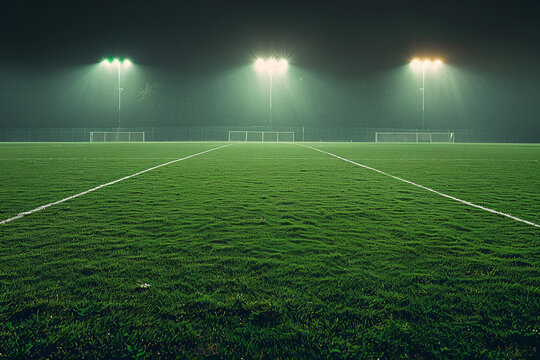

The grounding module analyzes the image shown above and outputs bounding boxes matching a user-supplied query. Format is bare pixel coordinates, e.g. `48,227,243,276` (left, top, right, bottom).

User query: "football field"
1,142,539,358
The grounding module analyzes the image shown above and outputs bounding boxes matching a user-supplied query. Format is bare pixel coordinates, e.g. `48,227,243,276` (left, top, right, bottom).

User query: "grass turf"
0,142,539,359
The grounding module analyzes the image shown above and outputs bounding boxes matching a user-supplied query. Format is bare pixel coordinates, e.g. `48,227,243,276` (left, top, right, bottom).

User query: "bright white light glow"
254,57,288,75
112,58,120,66
267,58,277,66
100,59,110,66
123,59,132,68
278,58,288,72
255,58,266,72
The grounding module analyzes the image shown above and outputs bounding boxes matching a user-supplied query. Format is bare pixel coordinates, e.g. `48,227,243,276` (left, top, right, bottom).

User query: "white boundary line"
1,144,231,225
0,158,537,162
300,144,540,228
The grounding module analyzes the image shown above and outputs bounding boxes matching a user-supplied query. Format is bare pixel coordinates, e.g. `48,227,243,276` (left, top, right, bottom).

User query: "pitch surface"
1,142,538,358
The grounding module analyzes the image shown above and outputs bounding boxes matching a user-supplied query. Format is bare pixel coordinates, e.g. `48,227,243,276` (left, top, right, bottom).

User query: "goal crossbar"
375,132,455,143
90,132,145,142
228,131,295,142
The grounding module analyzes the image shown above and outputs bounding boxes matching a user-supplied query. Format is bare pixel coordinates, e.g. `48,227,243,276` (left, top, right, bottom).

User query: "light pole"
100,57,132,130
254,57,288,128
410,58,443,130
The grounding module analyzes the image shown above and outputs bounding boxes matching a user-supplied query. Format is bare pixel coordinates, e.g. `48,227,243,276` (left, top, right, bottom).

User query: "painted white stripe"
0,158,536,162
0,145,230,225
0,158,181,161
300,144,540,228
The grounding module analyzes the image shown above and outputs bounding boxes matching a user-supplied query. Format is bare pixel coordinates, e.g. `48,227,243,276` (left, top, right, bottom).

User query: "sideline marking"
0,158,536,162
300,144,540,228
1,144,231,225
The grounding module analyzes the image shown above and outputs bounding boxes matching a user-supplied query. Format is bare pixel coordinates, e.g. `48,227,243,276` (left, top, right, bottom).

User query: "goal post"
90,132,145,142
228,131,295,142
375,132,454,143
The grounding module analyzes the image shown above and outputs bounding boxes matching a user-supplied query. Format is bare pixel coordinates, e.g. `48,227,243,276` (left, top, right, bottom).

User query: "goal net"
228,131,295,142
90,132,145,142
375,132,454,143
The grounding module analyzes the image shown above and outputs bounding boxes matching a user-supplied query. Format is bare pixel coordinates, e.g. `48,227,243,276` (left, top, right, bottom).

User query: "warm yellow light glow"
411,57,444,71
410,58,422,70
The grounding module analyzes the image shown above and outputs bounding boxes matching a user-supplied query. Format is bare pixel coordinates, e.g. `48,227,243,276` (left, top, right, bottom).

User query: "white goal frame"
375,132,455,143
228,131,295,142
90,132,146,142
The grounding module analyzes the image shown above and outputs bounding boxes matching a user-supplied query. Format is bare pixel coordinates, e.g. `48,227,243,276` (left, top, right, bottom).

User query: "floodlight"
267,58,278,72
99,56,134,130
409,56,445,130
410,58,422,71
255,58,266,72
253,56,289,128
277,59,288,74
254,57,288,74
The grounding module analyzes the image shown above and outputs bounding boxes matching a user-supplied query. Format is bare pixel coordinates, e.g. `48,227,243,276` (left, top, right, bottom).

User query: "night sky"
1,1,539,132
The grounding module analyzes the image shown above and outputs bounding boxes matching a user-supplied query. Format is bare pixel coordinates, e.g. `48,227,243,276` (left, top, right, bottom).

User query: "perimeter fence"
0,126,538,143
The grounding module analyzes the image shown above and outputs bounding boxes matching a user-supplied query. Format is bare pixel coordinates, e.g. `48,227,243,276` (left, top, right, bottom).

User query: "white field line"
300,144,540,228
0,157,537,162
0,158,537,162
204,158,536,162
0,157,181,161
0,157,325,161
0,144,231,225
346,159,538,162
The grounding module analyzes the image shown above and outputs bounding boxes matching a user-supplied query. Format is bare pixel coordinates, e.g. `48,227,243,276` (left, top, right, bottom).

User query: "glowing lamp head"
277,58,288,74
112,58,121,66
254,57,288,74
255,58,266,72
411,57,444,72
267,58,278,72
410,58,422,70
123,59,132,68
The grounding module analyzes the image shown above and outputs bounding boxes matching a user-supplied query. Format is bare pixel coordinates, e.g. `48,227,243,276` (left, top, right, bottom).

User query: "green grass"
0,142,539,359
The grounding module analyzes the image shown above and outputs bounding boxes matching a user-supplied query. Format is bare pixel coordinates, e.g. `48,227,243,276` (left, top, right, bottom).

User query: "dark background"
1,1,538,132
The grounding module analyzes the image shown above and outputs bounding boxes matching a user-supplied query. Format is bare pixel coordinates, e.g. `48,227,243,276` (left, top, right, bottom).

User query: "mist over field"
0,61,538,135
1,2,538,136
